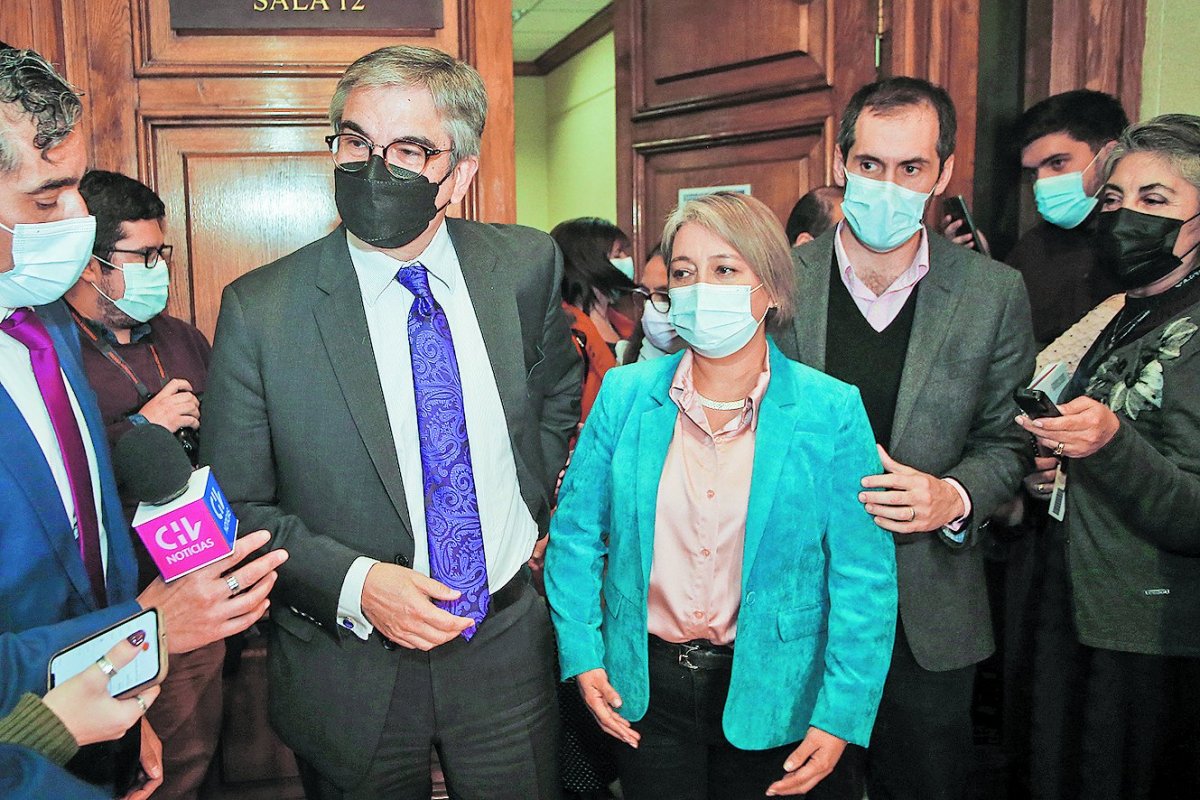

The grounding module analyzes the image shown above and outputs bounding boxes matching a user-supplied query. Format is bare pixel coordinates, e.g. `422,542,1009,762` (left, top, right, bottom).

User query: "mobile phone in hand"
943,195,986,254
48,607,167,699
1013,387,1062,419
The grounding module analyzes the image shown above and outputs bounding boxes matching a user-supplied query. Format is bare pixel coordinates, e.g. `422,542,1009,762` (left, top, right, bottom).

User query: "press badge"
1048,464,1067,522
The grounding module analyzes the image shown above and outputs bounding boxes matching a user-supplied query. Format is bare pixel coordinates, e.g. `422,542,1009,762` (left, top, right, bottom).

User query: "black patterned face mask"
1096,207,1200,290
333,155,451,249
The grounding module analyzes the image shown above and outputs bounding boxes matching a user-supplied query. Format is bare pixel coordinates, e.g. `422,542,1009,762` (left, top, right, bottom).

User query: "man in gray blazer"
201,45,580,799
778,77,1035,800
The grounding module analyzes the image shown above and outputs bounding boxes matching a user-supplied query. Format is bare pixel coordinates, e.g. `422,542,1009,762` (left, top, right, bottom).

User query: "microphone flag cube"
132,466,238,581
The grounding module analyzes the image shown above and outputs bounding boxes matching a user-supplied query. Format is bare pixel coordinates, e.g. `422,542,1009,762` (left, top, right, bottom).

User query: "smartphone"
48,607,167,700
1013,387,1062,419
943,195,986,254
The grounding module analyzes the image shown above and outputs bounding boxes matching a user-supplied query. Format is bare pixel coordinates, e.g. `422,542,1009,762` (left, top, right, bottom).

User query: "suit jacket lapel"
313,230,413,540
0,383,97,608
789,232,835,370
742,343,799,591
635,386,678,590
890,237,962,449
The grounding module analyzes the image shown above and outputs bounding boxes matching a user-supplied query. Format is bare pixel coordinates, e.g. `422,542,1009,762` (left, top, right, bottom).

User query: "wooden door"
3,0,514,341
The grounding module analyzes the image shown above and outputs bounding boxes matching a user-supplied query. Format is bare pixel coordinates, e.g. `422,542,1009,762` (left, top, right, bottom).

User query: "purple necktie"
2,308,107,607
397,264,489,639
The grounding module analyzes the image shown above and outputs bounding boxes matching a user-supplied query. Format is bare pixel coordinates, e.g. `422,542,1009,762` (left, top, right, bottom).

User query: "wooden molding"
516,3,613,77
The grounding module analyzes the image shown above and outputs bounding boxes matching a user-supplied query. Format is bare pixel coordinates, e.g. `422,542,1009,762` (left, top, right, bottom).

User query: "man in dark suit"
202,45,581,800
778,77,1036,800
0,43,286,798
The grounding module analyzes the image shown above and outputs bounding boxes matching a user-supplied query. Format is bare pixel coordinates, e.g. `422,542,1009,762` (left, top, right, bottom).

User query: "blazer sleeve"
0,744,109,800
940,275,1037,548
0,601,141,715
544,375,618,680
536,241,584,501
809,388,897,746
200,284,362,630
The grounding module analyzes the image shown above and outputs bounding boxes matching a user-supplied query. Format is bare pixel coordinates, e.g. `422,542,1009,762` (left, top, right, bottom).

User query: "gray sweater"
1065,299,1200,657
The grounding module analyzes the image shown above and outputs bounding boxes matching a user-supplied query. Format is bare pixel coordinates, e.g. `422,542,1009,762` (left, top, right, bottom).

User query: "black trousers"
614,637,863,800
1030,541,1200,800
866,619,977,800
297,586,561,800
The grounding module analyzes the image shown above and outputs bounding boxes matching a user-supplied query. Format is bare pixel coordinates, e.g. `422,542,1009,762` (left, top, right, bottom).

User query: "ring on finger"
226,574,241,594
1036,482,1047,494
95,655,118,677
135,694,147,714
1053,441,1066,457
907,507,916,522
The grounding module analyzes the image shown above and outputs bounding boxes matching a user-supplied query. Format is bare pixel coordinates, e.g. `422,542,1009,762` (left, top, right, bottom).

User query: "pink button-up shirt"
834,221,930,332
646,350,770,646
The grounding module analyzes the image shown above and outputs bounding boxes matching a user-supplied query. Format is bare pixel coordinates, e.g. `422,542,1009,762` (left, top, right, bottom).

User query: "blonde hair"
661,192,796,330
330,45,487,166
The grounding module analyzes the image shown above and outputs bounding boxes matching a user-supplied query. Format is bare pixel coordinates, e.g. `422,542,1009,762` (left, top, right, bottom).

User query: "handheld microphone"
114,425,238,582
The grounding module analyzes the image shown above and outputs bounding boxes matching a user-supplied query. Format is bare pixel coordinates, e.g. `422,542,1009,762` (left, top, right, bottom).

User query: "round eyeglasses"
325,132,452,180
634,286,671,313
106,244,173,270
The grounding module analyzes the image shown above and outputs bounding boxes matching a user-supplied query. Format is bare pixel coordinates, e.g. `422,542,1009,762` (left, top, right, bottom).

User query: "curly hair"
0,45,83,172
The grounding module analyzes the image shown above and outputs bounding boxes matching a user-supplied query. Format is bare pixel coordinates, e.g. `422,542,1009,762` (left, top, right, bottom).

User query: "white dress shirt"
336,222,540,639
0,305,109,576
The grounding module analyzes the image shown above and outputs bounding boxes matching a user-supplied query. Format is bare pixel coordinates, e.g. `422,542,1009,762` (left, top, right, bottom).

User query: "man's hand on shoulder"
859,446,966,533
360,564,474,650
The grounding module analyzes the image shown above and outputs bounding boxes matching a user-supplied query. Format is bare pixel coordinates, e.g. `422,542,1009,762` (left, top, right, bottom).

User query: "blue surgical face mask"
841,172,931,252
609,256,635,281
641,299,685,355
668,282,767,359
0,215,97,308
91,254,170,323
1033,151,1102,229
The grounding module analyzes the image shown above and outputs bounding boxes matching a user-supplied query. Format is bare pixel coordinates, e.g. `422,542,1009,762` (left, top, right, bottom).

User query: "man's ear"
447,156,479,206
833,147,848,187
794,232,815,246
932,153,956,197
79,256,104,284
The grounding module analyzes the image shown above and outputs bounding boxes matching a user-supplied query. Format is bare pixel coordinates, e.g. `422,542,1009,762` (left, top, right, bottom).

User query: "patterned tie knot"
1,308,54,351
396,262,432,298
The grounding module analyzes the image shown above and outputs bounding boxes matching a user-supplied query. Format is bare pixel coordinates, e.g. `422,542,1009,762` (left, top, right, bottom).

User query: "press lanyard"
68,306,167,403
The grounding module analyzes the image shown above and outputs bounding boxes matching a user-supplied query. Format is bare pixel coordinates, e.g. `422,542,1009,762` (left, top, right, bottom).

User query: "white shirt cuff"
941,477,972,539
336,556,379,640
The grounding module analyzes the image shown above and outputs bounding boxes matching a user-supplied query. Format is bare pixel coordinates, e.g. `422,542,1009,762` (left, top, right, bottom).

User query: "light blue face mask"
91,254,170,323
667,282,766,359
609,256,635,281
1033,151,1102,229
841,172,932,252
0,215,97,309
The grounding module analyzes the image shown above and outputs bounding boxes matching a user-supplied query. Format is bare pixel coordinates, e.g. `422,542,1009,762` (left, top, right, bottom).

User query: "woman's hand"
41,637,161,747
766,726,847,796
1022,455,1060,500
1016,396,1121,459
575,668,640,748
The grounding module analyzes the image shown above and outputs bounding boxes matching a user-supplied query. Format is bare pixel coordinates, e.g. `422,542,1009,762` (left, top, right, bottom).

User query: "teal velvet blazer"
545,340,897,748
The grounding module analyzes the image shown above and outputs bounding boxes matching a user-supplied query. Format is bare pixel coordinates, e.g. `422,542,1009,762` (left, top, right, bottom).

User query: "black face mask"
1096,207,1200,290
333,155,452,249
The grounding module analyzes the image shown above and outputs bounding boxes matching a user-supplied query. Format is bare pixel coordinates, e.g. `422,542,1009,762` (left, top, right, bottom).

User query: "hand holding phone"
1013,387,1063,419
42,636,161,747
942,195,989,255
48,608,167,700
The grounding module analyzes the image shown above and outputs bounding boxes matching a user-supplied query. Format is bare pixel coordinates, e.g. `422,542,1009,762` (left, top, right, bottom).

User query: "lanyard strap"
68,306,167,402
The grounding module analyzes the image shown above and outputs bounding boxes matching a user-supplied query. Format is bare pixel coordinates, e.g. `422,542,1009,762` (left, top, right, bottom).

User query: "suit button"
745,592,756,606
382,638,396,651
394,553,411,568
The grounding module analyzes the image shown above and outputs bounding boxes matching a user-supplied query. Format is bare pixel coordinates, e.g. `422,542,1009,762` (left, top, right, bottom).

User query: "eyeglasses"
634,286,671,313
106,244,173,270
325,132,452,180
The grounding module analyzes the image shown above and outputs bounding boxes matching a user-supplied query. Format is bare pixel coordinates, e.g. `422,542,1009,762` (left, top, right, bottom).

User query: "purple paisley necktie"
397,263,489,640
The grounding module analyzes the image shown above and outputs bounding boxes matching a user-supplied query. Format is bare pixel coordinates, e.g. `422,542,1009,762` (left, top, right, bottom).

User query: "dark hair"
550,217,635,312
1017,90,1128,153
837,76,957,166
0,45,83,172
785,185,844,243
78,170,166,264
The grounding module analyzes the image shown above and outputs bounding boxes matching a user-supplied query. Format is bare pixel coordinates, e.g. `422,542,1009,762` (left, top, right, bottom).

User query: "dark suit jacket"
777,229,1036,671
201,220,581,786
0,301,141,714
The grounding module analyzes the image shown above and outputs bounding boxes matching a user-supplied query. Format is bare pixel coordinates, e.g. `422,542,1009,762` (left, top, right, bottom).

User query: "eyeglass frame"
633,286,671,313
103,244,174,270
324,132,454,180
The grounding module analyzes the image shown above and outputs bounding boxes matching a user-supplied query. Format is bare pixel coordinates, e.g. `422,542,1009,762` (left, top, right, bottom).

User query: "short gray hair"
330,45,487,165
661,192,797,331
1107,113,1200,197
0,46,82,173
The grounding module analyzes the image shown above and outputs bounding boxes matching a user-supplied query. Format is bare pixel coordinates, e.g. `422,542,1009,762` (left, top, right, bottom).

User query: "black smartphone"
943,195,985,254
1013,387,1062,419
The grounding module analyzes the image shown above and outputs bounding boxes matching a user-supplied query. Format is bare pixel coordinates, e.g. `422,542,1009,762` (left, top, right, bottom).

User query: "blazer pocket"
273,606,319,642
777,603,829,641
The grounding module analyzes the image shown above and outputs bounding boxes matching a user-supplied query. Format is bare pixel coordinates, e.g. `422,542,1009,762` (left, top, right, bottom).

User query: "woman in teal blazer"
545,193,897,800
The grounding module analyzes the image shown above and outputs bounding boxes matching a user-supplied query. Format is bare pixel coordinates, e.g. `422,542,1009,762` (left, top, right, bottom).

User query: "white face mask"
0,215,97,308
641,298,686,355
667,282,767,359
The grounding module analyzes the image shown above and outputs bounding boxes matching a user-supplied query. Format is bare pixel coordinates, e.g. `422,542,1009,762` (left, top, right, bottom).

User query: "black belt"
648,634,735,670
381,566,530,650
